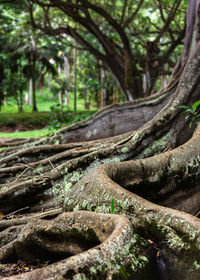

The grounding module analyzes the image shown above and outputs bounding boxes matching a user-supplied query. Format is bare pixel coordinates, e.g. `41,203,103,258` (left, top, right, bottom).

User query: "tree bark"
64,56,70,105
1,1,200,279
1,44,200,277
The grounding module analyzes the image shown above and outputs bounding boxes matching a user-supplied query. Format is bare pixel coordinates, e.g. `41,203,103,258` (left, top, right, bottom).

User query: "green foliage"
0,0,187,110
48,103,62,131
27,0,186,97
111,197,115,214
70,112,92,124
47,103,95,131
179,100,200,128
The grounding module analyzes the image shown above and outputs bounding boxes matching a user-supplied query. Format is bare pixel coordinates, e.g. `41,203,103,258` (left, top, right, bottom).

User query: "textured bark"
0,211,154,280
0,138,37,148
0,45,200,279
1,1,200,279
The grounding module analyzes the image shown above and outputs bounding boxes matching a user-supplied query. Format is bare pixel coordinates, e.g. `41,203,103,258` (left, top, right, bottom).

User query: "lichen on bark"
1,1,200,279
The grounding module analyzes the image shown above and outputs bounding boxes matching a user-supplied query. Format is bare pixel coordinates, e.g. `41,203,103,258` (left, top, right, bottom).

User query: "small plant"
179,100,200,128
48,103,62,131
111,197,115,214
44,260,50,265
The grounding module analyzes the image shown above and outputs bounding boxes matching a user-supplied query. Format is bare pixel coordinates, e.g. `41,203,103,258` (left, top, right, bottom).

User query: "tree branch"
123,0,145,28
154,0,182,45
120,0,128,25
158,0,166,22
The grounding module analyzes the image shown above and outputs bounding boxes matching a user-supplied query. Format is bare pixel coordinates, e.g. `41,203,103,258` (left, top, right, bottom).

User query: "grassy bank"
0,110,96,138
0,128,49,138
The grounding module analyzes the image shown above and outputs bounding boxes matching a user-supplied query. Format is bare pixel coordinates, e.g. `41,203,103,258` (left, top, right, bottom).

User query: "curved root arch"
1,6,200,280
63,124,200,279
0,212,150,280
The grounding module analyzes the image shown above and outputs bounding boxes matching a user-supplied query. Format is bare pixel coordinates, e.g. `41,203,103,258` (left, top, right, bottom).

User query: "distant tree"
28,0,186,100
0,3,67,112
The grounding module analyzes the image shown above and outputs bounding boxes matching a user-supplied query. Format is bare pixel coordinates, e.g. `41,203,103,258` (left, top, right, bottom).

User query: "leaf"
192,100,200,111
185,109,193,113
178,105,189,109
111,197,115,214
23,267,30,271
0,212,4,217
0,265,5,269
180,111,186,116
185,115,190,121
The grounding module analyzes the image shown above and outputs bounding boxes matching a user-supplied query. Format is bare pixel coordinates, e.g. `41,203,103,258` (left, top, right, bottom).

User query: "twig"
13,167,32,182
0,207,30,220
48,158,55,169
195,210,200,217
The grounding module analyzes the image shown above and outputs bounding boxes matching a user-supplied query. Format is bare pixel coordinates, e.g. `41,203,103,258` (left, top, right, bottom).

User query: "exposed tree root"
0,211,152,280
0,122,200,279
1,25,200,280
0,138,37,148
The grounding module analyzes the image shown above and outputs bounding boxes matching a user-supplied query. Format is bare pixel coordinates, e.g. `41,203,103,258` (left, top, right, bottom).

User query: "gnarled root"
63,125,200,280
0,211,151,280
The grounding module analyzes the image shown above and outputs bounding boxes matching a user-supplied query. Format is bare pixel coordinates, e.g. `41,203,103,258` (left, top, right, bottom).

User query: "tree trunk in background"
31,35,38,113
38,71,44,96
18,90,23,113
58,63,64,111
100,67,106,107
64,56,70,105
73,43,77,112
25,90,29,105
31,66,37,112
83,88,90,109
0,65,4,112
29,78,33,106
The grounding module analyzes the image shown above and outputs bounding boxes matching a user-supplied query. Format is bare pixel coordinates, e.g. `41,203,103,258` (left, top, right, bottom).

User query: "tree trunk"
18,90,23,113
0,1,200,279
100,67,106,107
28,78,33,106
0,65,4,112
32,59,38,112
105,57,143,101
73,42,77,112
31,35,38,113
64,56,70,105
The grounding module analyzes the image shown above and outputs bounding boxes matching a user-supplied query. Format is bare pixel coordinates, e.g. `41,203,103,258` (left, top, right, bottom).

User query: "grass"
1,88,96,113
0,110,96,132
0,87,97,139
0,128,49,138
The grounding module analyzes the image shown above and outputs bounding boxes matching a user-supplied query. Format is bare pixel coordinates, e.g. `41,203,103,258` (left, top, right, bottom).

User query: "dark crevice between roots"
115,175,200,216
0,183,52,214
2,229,101,263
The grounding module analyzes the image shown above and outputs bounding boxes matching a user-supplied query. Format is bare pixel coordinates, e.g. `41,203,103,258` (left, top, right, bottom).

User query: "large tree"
0,0,200,279
27,0,186,100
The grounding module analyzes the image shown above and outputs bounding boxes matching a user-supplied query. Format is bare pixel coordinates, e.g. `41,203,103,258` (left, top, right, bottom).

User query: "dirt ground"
0,123,46,133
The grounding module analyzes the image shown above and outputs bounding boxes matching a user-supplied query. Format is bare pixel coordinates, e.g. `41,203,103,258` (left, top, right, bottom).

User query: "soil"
0,208,59,278
0,123,46,133
0,262,49,278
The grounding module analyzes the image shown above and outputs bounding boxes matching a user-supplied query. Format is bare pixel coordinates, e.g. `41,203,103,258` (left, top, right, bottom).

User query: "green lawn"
0,88,97,139
1,88,95,113
0,128,49,138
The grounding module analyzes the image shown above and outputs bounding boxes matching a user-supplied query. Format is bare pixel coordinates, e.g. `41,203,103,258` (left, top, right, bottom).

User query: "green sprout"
179,100,200,128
